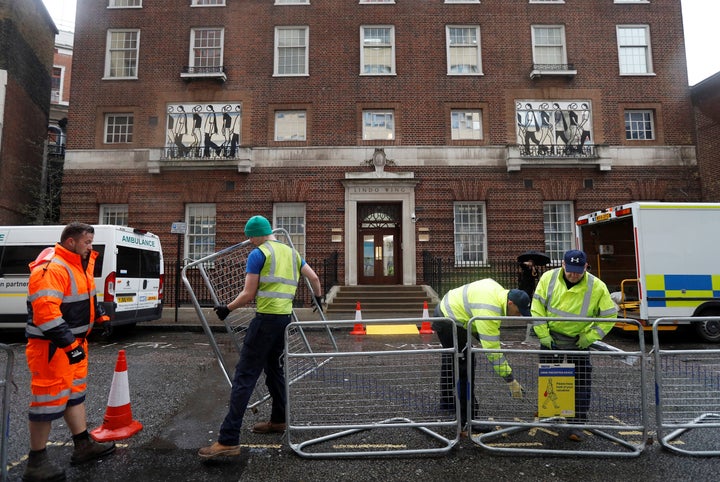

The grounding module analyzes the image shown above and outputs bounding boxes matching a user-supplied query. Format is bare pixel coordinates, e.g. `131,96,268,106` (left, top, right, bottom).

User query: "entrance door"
357,203,402,285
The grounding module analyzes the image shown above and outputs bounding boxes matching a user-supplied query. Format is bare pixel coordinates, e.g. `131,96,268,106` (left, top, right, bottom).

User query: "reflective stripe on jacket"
255,240,301,315
531,267,617,344
26,243,107,347
439,278,513,379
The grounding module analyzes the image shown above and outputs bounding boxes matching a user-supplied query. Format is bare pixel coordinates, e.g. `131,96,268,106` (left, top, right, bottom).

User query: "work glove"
63,341,85,365
507,379,524,399
214,304,230,321
539,336,556,349
313,295,324,313
576,332,594,349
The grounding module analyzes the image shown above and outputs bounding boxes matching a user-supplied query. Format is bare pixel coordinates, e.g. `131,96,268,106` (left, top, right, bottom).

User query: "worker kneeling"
432,278,530,435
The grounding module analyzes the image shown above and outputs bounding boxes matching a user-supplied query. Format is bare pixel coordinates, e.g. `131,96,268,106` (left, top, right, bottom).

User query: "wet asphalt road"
3,325,720,481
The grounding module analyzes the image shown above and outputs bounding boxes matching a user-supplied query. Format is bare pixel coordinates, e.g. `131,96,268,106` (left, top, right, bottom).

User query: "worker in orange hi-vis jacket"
24,222,116,482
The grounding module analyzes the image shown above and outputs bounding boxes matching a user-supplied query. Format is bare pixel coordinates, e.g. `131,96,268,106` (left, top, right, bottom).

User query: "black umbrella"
517,250,550,266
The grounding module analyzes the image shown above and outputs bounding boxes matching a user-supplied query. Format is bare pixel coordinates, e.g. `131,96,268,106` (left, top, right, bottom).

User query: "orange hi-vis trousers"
26,338,88,422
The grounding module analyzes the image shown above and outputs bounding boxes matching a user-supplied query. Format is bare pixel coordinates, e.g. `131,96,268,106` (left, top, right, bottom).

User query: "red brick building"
692,72,720,201
0,0,57,224
64,0,700,290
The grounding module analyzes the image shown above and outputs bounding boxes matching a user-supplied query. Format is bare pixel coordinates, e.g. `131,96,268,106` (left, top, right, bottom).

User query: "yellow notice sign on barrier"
537,363,575,418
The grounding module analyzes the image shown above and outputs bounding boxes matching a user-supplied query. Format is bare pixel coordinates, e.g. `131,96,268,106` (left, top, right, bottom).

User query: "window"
617,25,652,75
186,204,216,261
51,66,63,103
544,202,574,262
624,110,654,140
104,30,140,79
275,111,307,141
275,27,309,76
274,203,306,257
531,25,567,66
109,0,141,7
361,26,395,75
192,0,225,5
104,114,134,143
446,26,482,75
100,205,129,225
362,110,394,140
189,28,224,73
451,110,483,140
454,202,487,266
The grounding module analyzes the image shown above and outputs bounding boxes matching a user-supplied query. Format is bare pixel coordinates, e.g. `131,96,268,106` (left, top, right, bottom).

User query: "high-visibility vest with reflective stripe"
255,240,301,315
26,243,107,346
531,268,617,342
439,278,513,379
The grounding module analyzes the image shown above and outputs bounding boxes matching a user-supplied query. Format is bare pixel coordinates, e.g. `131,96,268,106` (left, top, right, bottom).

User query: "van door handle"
143,280,148,289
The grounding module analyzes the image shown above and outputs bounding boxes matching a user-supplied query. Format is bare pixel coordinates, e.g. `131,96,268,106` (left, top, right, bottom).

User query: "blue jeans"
218,313,291,446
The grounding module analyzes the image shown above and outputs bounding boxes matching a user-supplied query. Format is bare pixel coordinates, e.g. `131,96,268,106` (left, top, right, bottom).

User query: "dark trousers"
218,313,291,446
432,308,476,426
539,347,592,421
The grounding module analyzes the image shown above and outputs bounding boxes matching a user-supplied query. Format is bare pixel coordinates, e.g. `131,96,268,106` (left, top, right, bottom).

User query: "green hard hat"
244,215,272,237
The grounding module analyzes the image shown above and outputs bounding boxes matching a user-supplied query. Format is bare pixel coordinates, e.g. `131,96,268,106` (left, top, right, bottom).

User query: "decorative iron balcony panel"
180,65,227,82
530,63,577,79
519,144,597,158
161,145,244,160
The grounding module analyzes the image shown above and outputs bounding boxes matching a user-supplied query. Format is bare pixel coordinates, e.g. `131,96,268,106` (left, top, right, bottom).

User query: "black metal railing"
165,251,338,308
181,65,226,75
161,145,244,160
531,63,575,72
518,143,597,158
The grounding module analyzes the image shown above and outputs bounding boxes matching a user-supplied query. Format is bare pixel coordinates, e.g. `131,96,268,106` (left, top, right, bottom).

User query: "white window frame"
104,113,134,144
189,28,224,71
274,203,306,257
453,202,487,266
624,109,655,140
275,111,307,141
185,204,216,262
51,65,65,104
104,29,140,79
362,110,395,140
108,0,142,8
531,25,568,67
617,25,653,75
446,26,482,75
274,27,309,76
361,26,395,75
543,201,574,263
450,109,483,140
100,204,129,226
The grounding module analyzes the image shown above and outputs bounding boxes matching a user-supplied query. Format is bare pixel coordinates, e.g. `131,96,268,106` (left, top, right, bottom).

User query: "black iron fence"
422,251,555,297
164,251,339,308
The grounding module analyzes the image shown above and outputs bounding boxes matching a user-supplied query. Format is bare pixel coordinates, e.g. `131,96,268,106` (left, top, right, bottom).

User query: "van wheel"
694,312,720,343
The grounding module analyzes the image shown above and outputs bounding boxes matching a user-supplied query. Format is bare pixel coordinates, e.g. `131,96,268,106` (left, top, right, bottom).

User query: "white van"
0,225,164,329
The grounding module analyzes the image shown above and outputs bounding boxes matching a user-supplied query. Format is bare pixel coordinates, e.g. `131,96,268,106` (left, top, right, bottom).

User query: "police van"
0,225,164,329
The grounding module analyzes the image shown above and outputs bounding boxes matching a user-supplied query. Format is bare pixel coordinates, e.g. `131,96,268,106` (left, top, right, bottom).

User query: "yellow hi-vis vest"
531,267,617,345
439,278,514,380
256,240,301,315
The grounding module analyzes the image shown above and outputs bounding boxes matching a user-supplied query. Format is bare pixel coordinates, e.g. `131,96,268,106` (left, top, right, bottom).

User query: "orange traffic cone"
419,300,434,334
90,350,143,442
349,301,366,335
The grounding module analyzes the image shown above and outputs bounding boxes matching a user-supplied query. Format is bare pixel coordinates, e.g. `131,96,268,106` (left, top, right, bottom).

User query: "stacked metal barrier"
285,317,460,458
653,317,720,456
468,316,649,457
1,344,14,482
181,228,335,413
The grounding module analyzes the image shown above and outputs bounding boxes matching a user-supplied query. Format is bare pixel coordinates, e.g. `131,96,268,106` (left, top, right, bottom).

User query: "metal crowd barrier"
285,317,460,458
1,344,14,482
653,316,720,456
181,228,335,414
468,316,649,457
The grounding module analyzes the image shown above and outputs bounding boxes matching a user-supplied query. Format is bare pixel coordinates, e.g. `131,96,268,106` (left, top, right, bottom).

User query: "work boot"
22,448,66,482
70,435,116,465
251,421,287,434
198,441,242,459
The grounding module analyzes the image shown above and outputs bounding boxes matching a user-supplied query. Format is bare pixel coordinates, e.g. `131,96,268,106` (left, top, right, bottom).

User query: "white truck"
0,225,164,330
576,202,720,342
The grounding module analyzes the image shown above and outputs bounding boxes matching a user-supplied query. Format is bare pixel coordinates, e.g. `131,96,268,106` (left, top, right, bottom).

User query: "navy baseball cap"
508,289,531,316
563,250,587,273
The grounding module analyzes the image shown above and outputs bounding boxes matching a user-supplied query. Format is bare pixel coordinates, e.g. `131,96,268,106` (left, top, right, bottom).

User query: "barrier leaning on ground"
653,316,720,456
467,316,649,458
1,344,14,482
285,317,460,458
181,228,335,415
